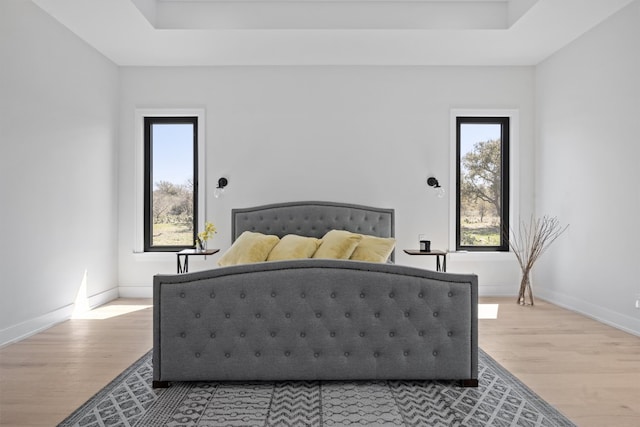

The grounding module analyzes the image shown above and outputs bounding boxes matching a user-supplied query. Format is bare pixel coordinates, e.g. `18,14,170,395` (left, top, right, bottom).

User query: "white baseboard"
478,284,517,297
117,283,514,299
537,288,640,338
0,287,119,348
119,285,153,298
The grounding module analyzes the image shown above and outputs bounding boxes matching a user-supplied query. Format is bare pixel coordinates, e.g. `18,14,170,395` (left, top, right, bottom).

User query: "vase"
517,270,534,306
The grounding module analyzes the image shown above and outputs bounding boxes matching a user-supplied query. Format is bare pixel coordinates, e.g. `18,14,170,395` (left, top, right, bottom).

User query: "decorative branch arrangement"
508,216,569,306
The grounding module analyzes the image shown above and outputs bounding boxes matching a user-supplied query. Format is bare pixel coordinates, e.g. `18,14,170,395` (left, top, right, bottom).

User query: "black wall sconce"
427,177,445,198
214,177,228,198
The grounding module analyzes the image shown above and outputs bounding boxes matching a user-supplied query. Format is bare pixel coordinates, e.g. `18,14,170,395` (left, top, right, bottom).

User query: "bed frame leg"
153,381,170,388
459,379,479,387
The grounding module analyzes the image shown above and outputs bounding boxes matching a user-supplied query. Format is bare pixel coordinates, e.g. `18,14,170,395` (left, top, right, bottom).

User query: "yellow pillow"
312,230,362,259
218,231,280,266
350,235,396,263
267,234,322,261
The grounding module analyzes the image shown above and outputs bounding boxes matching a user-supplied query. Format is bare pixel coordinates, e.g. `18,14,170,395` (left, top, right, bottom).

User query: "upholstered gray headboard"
232,201,395,261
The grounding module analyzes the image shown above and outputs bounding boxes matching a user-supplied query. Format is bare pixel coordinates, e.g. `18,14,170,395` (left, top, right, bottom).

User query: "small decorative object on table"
508,215,568,306
419,234,431,252
196,221,216,252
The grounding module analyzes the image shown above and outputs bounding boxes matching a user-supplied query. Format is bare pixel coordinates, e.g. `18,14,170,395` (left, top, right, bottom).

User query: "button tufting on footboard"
156,237,477,384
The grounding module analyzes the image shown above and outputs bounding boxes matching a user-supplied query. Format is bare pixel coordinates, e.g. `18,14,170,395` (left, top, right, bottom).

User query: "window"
143,116,198,252
456,116,509,251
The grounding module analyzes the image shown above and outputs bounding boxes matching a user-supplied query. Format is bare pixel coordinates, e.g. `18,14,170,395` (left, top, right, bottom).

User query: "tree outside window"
456,117,509,251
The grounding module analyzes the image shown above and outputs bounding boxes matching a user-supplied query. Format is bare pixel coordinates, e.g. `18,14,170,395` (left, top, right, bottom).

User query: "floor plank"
479,297,640,427
1,297,639,426
0,299,153,426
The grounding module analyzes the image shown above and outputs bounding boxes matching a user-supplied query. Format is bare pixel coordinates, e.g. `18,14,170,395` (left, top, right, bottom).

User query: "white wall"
118,66,534,296
535,1,640,335
0,1,120,345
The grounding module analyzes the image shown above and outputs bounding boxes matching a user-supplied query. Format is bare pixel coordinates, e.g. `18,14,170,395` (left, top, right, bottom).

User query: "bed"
152,201,478,387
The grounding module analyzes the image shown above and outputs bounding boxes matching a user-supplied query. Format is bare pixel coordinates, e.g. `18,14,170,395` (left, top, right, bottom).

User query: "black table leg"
177,254,188,273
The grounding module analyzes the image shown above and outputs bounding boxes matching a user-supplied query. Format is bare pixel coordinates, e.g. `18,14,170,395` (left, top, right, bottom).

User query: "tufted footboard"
153,259,478,387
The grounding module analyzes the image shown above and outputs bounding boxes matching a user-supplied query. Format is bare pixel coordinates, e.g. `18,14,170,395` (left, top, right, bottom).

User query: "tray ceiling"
31,0,633,66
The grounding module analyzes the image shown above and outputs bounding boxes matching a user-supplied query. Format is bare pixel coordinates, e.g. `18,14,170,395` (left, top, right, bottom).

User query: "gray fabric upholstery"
232,201,395,261
153,260,478,383
153,201,478,385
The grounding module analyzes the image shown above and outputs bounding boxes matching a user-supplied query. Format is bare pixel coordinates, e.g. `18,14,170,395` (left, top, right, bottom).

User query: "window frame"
449,110,519,254
143,116,199,252
134,109,206,254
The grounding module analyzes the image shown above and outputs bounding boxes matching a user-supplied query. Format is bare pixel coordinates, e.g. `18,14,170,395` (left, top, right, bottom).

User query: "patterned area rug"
58,349,575,427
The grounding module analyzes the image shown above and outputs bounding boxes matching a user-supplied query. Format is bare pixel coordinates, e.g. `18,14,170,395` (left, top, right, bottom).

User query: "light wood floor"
1,297,639,426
